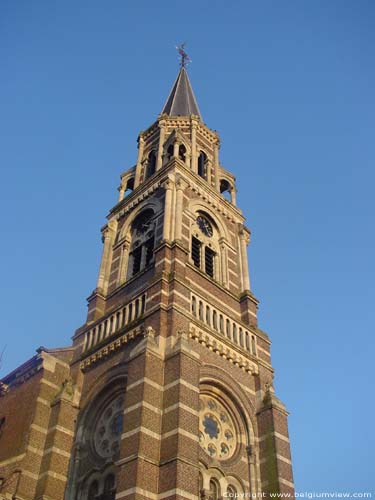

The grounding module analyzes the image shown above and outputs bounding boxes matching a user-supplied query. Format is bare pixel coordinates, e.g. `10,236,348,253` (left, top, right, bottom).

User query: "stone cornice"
189,323,259,375
79,324,145,372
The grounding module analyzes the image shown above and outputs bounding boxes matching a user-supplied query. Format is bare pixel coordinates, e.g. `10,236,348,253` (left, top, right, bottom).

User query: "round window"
199,395,237,460
93,395,124,458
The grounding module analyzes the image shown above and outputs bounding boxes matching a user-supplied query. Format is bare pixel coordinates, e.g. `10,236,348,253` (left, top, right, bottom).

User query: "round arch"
187,199,230,242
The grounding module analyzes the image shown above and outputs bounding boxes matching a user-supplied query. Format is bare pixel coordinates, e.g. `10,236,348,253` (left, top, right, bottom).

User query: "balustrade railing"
191,294,257,356
83,293,146,352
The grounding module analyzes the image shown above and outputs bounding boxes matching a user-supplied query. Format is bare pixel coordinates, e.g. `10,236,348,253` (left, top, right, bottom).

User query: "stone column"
175,177,188,241
220,242,227,286
163,178,174,241
118,184,125,202
117,238,131,286
191,119,198,173
134,135,145,187
247,445,259,495
239,227,251,291
213,139,220,190
231,187,237,206
97,221,116,295
97,229,112,292
157,120,166,170
173,140,179,158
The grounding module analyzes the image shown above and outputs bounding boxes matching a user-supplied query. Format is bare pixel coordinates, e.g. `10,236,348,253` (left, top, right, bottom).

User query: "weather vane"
176,43,191,68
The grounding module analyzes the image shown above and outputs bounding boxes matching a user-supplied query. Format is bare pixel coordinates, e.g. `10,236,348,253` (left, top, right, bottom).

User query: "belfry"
0,59,294,500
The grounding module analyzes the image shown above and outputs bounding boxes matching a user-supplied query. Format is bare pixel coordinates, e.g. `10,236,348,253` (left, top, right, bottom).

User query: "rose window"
199,395,236,460
93,395,124,458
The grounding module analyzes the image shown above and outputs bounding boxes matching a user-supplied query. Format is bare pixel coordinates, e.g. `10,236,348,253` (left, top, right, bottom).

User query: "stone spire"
161,67,202,119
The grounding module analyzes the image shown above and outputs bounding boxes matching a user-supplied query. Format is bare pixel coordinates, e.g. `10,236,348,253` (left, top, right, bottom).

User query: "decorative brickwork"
0,65,294,500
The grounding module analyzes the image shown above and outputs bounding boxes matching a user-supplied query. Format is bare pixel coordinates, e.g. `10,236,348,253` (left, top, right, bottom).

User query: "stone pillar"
257,385,295,496
213,139,220,190
117,238,131,286
191,119,198,173
34,379,79,500
118,184,125,202
173,140,179,158
159,331,201,500
239,227,251,292
116,329,164,500
134,135,145,187
220,242,228,286
174,177,188,241
162,178,174,241
157,120,166,170
96,221,117,295
231,187,237,206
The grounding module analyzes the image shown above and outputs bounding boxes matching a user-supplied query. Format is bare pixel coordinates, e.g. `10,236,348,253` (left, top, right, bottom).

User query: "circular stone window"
199,395,237,460
93,395,124,458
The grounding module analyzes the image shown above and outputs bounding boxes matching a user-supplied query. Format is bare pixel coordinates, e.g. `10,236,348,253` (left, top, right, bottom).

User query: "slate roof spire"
161,67,202,119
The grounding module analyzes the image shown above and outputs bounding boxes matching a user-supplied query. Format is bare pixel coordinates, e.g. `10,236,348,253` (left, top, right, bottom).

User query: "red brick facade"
0,68,294,500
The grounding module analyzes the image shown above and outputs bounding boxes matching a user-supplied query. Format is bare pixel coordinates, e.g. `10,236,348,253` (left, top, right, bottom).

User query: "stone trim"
189,325,259,375
38,470,67,482
279,478,295,488
116,487,198,500
47,425,75,437
258,432,290,444
0,452,25,467
163,402,199,417
126,377,163,392
80,325,144,371
123,401,163,416
121,426,160,441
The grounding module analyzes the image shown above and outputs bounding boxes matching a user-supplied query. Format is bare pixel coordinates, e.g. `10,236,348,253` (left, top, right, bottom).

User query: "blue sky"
1,0,374,493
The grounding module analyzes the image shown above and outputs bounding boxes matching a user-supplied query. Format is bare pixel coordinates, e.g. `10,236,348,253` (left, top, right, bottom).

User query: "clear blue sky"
1,0,374,493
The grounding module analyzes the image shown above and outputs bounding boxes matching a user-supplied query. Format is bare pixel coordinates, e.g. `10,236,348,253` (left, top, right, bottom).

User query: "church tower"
0,61,294,500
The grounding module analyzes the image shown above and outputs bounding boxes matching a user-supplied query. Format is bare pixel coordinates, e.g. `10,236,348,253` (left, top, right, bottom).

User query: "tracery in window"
128,209,156,278
191,213,217,279
88,480,99,500
103,474,116,500
199,395,237,460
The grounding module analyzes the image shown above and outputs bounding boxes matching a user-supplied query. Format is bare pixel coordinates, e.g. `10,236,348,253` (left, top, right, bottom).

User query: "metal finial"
176,43,191,68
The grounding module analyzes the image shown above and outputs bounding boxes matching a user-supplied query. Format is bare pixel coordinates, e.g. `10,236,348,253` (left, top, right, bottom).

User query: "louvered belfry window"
192,236,201,268
205,247,215,278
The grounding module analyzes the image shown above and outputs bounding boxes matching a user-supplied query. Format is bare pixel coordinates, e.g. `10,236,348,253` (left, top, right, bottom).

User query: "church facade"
0,66,294,500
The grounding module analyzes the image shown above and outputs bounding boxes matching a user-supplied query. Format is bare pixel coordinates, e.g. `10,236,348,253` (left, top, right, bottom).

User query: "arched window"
124,177,135,198
227,485,237,498
128,209,155,278
209,479,220,500
146,151,156,179
88,480,99,500
167,144,174,161
198,151,207,179
220,179,232,202
103,474,116,500
179,144,186,162
191,213,217,280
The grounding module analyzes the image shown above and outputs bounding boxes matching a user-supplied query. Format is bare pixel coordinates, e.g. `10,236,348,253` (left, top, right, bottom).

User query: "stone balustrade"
83,293,146,352
191,294,257,356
